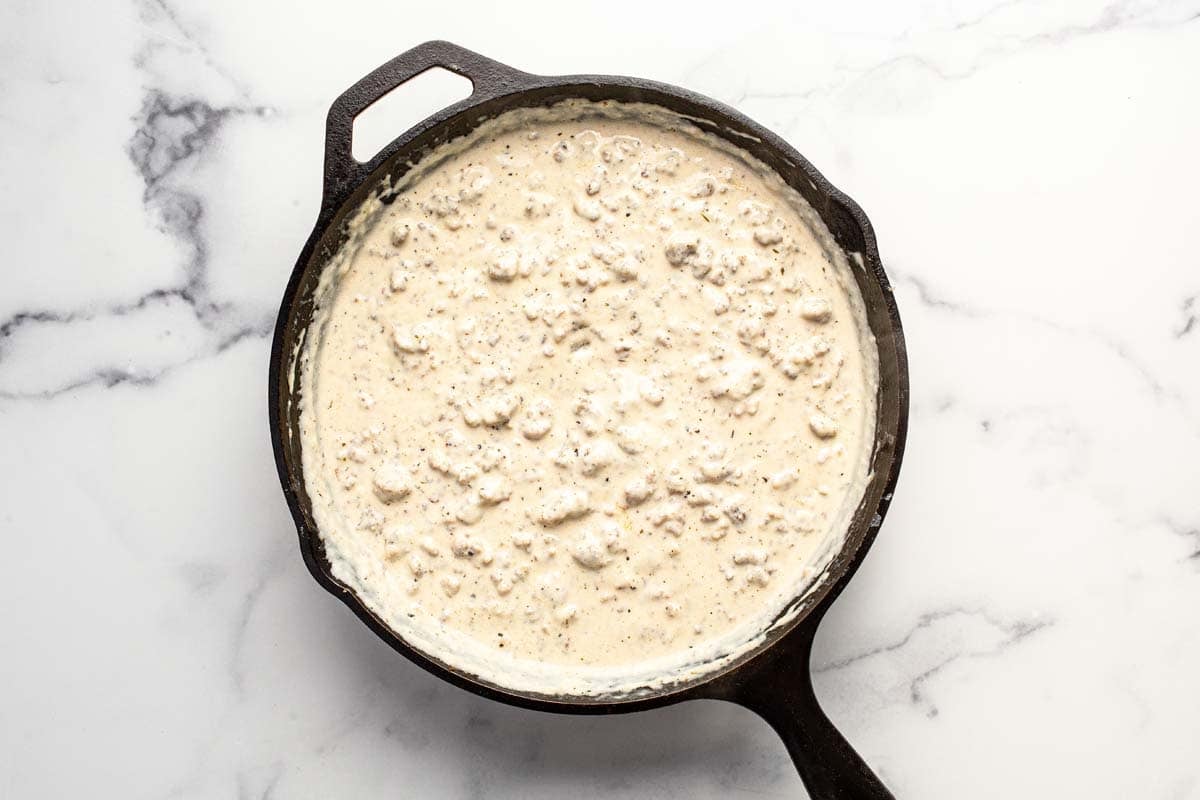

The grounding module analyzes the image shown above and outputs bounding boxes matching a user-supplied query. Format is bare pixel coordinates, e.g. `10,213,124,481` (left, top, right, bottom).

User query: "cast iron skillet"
269,40,908,799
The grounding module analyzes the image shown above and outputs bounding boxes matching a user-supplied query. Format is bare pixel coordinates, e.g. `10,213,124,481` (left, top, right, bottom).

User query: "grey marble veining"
1,0,1198,797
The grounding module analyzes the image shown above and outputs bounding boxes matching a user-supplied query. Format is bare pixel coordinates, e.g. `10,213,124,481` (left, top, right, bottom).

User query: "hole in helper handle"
322,40,530,211
708,620,896,799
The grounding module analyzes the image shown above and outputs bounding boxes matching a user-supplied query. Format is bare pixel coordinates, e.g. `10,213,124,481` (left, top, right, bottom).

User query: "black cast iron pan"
269,40,909,799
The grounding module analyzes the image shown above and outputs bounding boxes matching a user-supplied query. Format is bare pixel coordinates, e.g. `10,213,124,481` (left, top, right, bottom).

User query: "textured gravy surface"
299,101,876,695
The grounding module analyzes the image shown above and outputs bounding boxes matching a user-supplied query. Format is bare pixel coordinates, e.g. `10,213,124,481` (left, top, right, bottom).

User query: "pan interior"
274,87,904,705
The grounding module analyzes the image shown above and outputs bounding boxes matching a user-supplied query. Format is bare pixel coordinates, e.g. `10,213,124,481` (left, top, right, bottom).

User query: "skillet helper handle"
323,40,528,209
723,629,895,799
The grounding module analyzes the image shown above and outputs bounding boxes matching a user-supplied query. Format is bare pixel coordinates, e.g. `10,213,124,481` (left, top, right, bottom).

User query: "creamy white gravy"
299,100,877,696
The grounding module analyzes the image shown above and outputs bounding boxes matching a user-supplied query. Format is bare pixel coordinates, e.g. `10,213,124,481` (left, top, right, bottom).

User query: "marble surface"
2,0,1198,797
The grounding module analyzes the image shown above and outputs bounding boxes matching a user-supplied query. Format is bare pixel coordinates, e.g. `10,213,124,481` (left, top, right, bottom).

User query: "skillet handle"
711,622,895,799
323,40,528,210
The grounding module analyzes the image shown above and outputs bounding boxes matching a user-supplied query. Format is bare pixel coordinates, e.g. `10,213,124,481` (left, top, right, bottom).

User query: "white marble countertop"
3,1,1198,797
